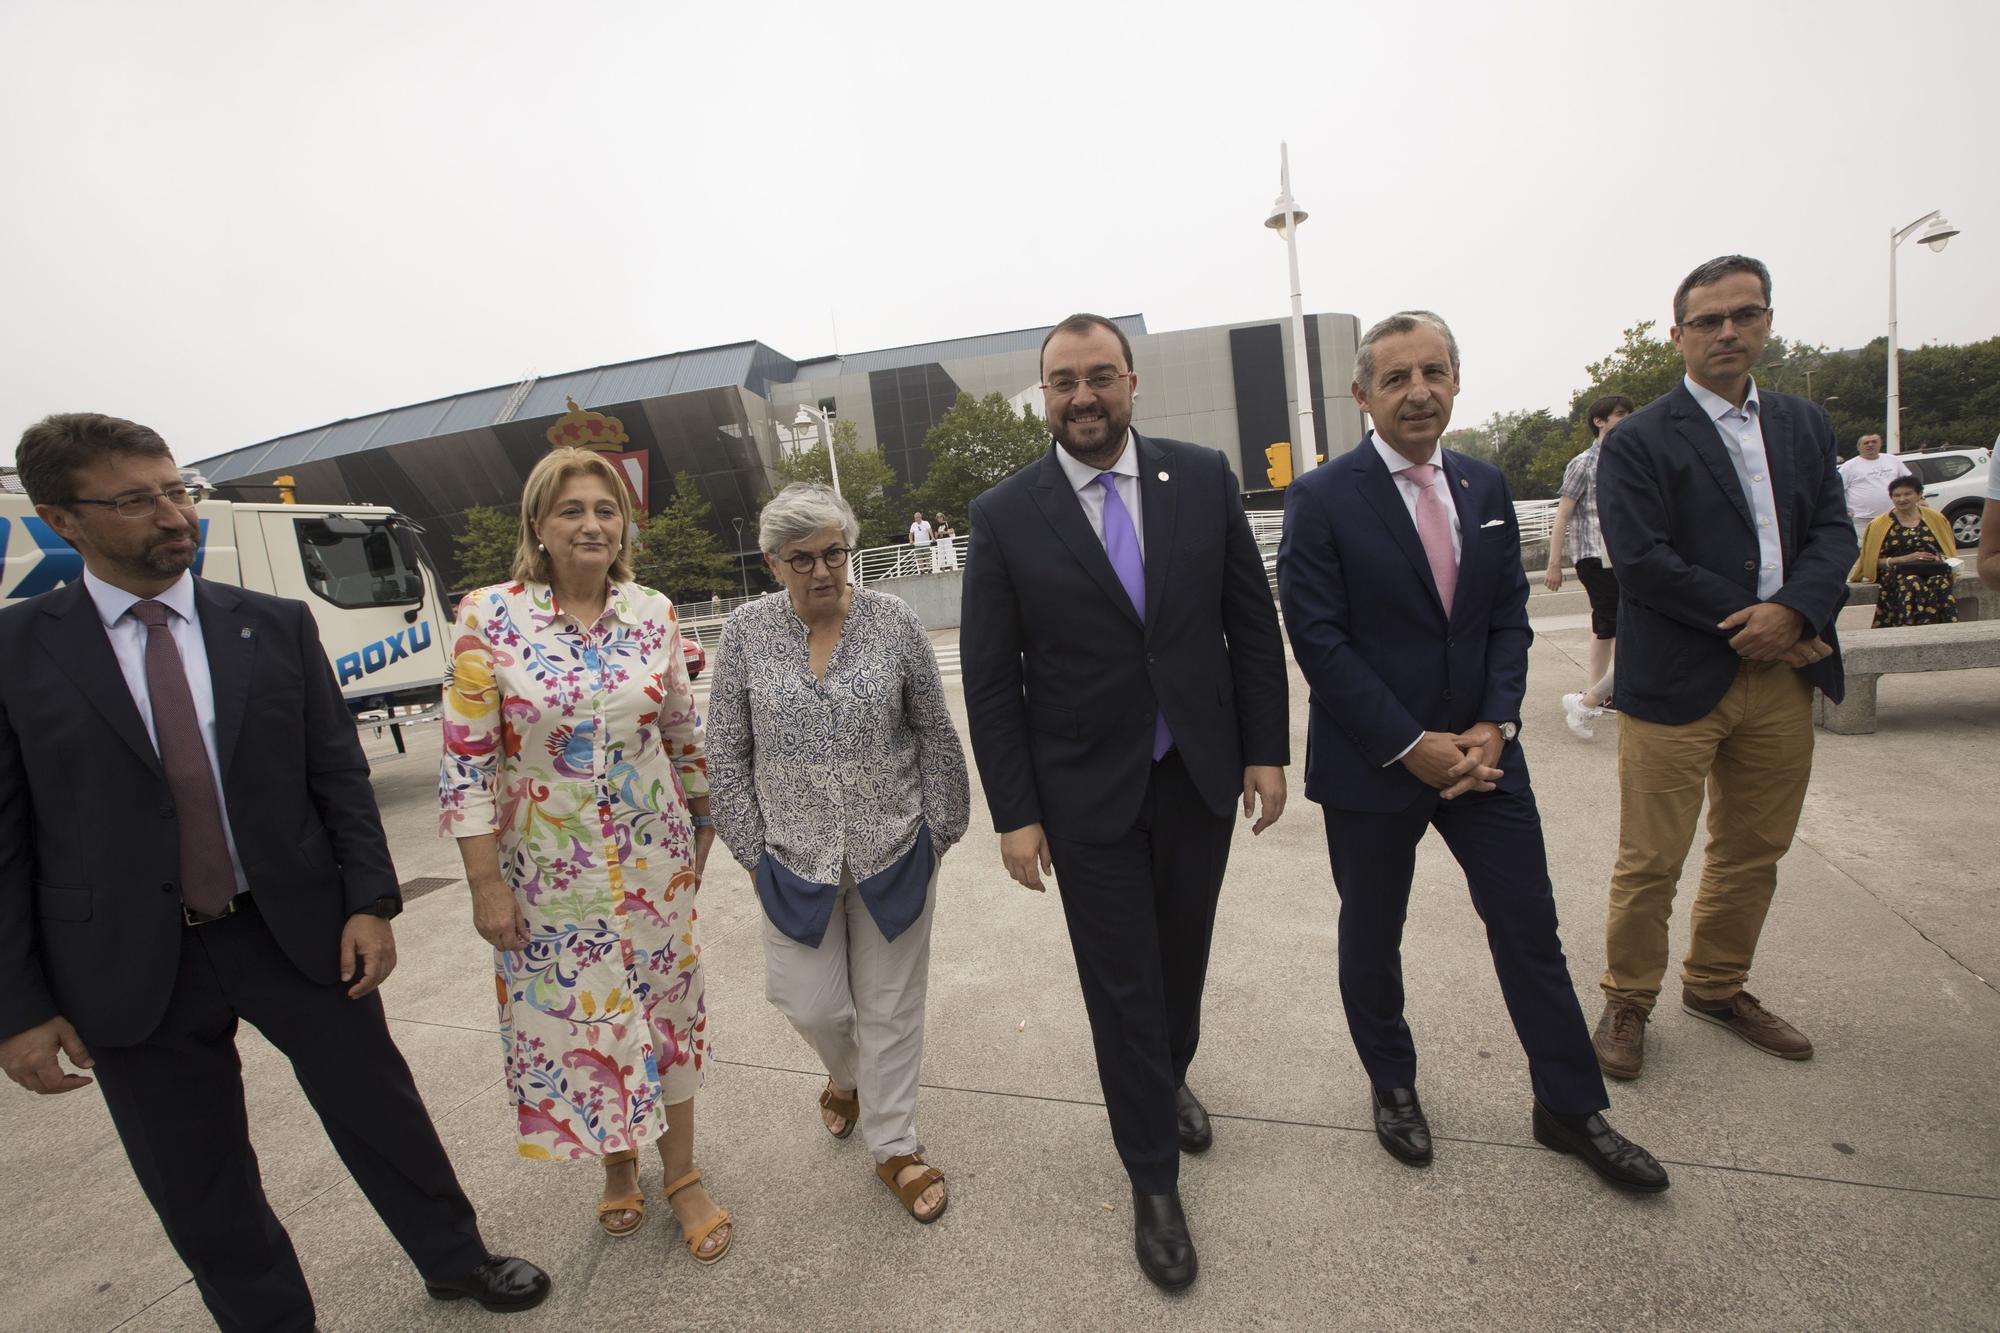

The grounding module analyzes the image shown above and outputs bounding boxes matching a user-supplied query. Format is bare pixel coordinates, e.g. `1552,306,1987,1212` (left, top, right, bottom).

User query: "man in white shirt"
907,510,933,573
1837,433,1910,541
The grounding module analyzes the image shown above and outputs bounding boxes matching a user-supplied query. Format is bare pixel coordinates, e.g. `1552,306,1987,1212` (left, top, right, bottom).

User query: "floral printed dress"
1873,520,1958,627
439,580,709,1161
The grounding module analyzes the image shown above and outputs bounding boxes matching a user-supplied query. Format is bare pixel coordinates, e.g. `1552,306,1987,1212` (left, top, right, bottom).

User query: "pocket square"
1480,518,1506,529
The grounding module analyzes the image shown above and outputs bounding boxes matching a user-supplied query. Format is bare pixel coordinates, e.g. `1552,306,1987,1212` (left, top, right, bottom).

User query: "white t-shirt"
1838,454,1911,519
909,519,933,546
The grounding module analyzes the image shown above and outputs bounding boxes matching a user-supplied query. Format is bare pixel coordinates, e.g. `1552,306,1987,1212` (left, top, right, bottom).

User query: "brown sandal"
818,1082,859,1140
596,1149,645,1237
876,1152,948,1224
663,1169,733,1265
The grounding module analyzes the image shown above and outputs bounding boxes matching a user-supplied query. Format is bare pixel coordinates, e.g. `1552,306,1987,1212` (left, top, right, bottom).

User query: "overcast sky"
4,0,1995,469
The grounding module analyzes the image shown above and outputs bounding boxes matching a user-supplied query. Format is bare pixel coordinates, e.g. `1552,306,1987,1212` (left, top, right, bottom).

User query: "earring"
537,542,546,551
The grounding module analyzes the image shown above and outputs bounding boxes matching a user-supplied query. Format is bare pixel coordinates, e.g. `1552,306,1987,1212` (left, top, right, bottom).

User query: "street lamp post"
792,404,841,497
1263,142,1316,473
1886,209,1960,455
730,515,747,598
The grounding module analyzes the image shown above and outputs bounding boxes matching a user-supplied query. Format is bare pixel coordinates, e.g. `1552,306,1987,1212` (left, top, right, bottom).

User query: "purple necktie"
1096,473,1173,761
130,600,236,914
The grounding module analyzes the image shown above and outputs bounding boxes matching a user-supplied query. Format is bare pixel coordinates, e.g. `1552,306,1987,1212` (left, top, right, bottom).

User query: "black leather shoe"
1132,1188,1198,1291
1175,1084,1213,1153
425,1255,553,1312
1372,1086,1432,1166
1532,1103,1670,1193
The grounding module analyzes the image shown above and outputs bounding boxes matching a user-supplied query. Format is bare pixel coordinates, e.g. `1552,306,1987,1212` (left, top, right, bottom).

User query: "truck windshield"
295,516,424,608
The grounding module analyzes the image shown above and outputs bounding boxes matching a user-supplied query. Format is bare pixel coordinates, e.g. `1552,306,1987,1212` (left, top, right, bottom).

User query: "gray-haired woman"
706,483,970,1223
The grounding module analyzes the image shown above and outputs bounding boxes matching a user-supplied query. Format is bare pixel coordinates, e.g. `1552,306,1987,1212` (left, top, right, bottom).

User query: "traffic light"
1264,442,1293,489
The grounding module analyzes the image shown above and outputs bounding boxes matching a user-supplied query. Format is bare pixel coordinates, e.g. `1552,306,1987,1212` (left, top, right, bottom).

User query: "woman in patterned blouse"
707,484,971,1223
439,446,732,1263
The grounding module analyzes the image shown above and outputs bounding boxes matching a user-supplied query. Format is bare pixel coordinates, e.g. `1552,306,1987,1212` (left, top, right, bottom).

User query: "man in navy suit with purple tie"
1277,312,1666,1194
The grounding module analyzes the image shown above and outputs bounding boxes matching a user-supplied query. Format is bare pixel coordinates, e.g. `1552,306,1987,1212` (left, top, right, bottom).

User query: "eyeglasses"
1682,304,1771,335
1040,370,1133,396
782,545,851,574
69,484,205,517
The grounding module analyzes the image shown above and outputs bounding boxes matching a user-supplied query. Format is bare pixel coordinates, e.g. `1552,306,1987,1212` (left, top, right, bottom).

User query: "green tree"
451,504,519,590
775,418,904,548
632,472,736,602
911,392,1049,527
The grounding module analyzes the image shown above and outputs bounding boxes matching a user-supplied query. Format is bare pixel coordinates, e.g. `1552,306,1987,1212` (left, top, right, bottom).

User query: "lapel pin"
1459,477,1469,488
1158,471,1169,481
240,627,253,638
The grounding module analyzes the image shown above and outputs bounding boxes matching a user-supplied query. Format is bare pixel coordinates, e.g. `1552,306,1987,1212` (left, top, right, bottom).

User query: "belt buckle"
182,899,240,927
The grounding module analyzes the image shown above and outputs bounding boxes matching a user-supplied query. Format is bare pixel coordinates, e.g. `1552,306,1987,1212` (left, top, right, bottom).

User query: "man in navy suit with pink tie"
1277,311,1666,1192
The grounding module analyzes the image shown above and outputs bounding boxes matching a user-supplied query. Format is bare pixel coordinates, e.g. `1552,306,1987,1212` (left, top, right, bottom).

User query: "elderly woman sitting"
706,483,971,1223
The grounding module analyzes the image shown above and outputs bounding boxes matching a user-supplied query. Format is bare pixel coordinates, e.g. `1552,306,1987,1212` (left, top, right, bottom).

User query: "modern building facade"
192,311,1365,591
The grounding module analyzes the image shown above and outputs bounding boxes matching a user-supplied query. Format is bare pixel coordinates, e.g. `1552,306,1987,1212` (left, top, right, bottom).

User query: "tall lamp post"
1886,209,1960,455
792,404,842,496
730,515,747,597
1264,142,1316,473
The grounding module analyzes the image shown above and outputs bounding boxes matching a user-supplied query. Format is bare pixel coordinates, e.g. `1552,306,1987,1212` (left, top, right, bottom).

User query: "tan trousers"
1601,659,1815,1012
761,862,936,1165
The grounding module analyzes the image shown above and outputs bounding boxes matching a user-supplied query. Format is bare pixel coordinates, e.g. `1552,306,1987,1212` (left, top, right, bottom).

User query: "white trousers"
761,861,936,1164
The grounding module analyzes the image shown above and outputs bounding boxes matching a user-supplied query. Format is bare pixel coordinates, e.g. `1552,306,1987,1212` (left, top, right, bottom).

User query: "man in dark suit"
1592,256,1855,1080
960,313,1289,1289
1277,311,1666,1193
0,414,550,1332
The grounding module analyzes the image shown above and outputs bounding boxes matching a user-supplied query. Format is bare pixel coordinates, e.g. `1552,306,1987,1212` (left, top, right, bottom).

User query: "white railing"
853,537,965,585
1250,503,1558,551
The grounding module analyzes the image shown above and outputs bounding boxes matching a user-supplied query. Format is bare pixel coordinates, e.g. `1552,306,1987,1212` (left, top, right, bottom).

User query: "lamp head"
1919,215,1960,252
1264,194,1308,231
793,406,816,428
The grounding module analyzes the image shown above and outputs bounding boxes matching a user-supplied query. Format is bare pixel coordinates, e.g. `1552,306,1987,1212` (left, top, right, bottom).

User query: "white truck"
1,492,452,723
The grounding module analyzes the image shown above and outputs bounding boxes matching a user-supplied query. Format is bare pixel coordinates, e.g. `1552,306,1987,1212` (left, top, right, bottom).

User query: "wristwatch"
358,895,403,920
690,814,714,829
1495,721,1520,742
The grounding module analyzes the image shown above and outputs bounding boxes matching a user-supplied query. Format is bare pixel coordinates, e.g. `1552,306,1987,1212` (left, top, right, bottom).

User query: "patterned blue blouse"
705,588,970,945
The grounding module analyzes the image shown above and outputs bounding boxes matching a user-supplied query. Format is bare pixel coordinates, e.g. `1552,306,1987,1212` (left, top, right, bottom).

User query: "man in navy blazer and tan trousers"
1277,311,1667,1193
0,414,549,1331
961,314,1290,1290
1592,257,1855,1080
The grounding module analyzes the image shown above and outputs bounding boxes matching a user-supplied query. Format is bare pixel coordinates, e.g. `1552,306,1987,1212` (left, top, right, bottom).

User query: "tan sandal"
876,1152,948,1224
663,1169,732,1264
818,1081,859,1140
596,1149,645,1237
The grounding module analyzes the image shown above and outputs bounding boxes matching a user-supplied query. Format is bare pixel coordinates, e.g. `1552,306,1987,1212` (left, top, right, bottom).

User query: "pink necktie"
1404,463,1457,618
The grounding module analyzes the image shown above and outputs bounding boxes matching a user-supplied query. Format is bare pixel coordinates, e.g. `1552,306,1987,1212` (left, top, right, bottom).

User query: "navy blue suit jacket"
1277,438,1532,814
960,435,1289,844
1596,383,1854,726
0,579,401,1047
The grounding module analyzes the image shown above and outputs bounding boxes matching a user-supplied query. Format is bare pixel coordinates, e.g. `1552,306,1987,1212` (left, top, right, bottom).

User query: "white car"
1901,446,1991,550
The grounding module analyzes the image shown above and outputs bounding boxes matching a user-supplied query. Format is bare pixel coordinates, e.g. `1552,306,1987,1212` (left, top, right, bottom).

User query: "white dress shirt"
1837,453,1911,520
1055,429,1146,559
84,569,251,894
1684,375,1785,600
1372,432,1462,561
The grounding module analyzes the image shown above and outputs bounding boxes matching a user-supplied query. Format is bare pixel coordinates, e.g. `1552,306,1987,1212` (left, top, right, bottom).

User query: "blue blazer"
1596,383,1854,726
1277,439,1532,813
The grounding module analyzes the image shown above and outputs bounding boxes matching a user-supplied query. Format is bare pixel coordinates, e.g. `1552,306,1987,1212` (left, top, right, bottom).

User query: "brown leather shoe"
1681,988,1813,1060
1592,1001,1648,1080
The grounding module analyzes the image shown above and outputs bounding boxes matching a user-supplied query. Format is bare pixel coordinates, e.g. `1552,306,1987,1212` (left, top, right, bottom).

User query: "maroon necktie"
129,600,236,914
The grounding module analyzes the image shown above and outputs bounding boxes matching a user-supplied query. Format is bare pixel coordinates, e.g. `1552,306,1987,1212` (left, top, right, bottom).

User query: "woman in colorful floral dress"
1853,474,1959,627
439,437,731,1264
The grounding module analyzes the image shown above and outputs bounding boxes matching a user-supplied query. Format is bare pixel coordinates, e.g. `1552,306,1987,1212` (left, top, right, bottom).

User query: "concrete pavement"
3,590,1996,1332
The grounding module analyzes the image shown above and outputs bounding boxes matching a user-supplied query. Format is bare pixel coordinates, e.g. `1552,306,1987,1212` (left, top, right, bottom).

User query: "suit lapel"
1027,446,1144,629
1440,450,1479,624
1354,439,1447,619
1135,434,1176,639
1761,393,1798,549
38,582,161,775
195,580,254,779
1669,385,1754,532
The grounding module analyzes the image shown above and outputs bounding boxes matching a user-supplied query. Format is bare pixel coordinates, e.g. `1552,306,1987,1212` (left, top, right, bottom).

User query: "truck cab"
1,493,451,718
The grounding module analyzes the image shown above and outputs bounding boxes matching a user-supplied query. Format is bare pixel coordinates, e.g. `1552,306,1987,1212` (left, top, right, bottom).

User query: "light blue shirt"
1684,375,1785,600
1054,429,1145,559
83,569,251,896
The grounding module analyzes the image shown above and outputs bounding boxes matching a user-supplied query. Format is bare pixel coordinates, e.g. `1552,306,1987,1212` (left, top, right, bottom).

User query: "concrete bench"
1844,569,1998,622
1814,620,2000,733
